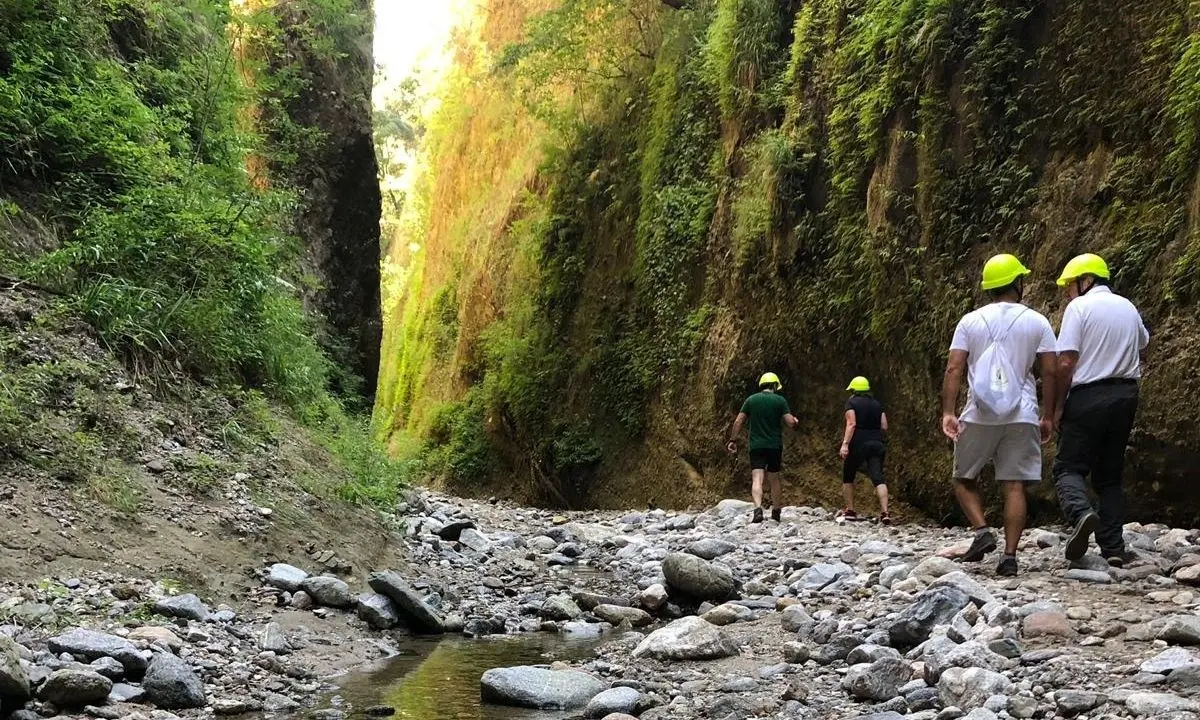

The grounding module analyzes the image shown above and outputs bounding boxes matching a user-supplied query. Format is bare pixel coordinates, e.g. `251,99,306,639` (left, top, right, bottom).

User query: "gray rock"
912,556,959,581
938,667,1012,711
153,594,210,622
930,571,995,605
782,641,811,663
48,629,148,674
1159,615,1200,645
988,638,1022,659
583,686,641,718
88,656,125,680
300,576,354,608
0,635,30,701
265,563,309,591
1168,665,1200,690
38,669,112,706
368,571,445,634
661,553,735,602
843,657,913,701
142,652,206,709
459,528,491,553
1008,695,1038,719
108,682,146,703
357,593,400,629
638,584,668,611
923,638,1007,683
1064,569,1113,584
260,622,291,654
479,666,604,709
879,564,911,589
713,499,755,516
1125,692,1199,715
541,595,583,621
1142,648,1200,674
593,604,652,627
720,676,758,692
686,538,737,560
889,586,972,647
262,692,300,712
289,590,314,610
1055,689,1105,714
849,713,905,720
847,644,902,665
781,604,814,634
800,562,856,591
632,617,737,660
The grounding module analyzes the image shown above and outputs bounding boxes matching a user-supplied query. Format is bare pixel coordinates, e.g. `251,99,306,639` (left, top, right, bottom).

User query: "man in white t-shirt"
941,254,1057,577
1051,253,1149,567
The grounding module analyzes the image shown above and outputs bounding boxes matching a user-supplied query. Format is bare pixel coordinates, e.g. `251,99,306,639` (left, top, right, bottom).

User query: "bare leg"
841,483,855,513
875,484,889,515
1001,480,1027,555
769,472,782,508
953,479,988,529
751,469,765,507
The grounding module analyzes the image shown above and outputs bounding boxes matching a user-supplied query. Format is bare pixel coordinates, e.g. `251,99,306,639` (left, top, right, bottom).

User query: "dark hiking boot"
1065,512,1099,562
1104,549,1135,568
752,507,764,524
962,529,998,562
771,507,782,522
996,556,1018,577
836,508,857,520
880,511,892,526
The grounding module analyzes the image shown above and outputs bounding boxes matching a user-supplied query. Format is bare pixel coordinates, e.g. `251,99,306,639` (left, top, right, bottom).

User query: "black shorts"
749,448,782,472
843,440,886,486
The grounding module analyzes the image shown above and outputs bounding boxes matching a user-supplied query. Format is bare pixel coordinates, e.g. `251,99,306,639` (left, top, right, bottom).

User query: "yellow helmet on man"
846,376,871,393
980,253,1032,291
758,372,782,390
1056,253,1110,287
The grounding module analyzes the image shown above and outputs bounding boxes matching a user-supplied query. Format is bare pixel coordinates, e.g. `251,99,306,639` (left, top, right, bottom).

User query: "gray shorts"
953,422,1043,482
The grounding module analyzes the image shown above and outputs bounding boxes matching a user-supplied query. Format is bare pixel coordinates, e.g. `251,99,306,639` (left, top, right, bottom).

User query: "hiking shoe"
880,511,892,526
962,529,998,562
752,507,764,524
1065,512,1099,561
771,507,782,522
1104,549,1135,568
835,508,857,520
996,556,1018,577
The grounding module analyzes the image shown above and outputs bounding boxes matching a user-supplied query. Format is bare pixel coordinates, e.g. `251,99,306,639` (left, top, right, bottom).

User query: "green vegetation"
0,0,405,508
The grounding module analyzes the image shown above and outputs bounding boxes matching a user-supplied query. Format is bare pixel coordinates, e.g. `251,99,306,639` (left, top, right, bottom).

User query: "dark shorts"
749,448,782,472
843,440,886,486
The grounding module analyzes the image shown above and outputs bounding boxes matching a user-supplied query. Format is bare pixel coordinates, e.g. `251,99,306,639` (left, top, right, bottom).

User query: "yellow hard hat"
1056,253,1110,287
980,254,1032,291
758,372,782,389
846,376,870,392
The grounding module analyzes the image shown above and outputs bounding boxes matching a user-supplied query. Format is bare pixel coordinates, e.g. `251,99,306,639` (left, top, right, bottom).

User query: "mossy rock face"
381,0,1200,524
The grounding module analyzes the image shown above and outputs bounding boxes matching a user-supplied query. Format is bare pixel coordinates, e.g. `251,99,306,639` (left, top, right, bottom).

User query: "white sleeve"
950,317,970,352
1138,315,1150,350
1057,303,1082,353
1035,316,1056,354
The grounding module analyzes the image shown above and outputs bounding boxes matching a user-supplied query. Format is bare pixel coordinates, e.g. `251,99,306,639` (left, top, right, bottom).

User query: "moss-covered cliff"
379,0,1200,524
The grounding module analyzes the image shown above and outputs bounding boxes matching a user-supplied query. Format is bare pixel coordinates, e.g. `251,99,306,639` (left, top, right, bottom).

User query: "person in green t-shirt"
726,372,799,523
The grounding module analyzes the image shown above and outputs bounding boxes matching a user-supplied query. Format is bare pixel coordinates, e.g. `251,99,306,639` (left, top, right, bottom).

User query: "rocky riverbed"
6,491,1200,720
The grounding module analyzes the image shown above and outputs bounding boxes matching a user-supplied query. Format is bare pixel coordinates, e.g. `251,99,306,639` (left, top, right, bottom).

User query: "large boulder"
265,564,309,591
38,669,112,707
152,594,210,622
300,576,354,608
1157,615,1200,645
368,571,445,634
480,666,605,709
583,686,641,718
888,586,971,648
661,553,735,602
357,593,400,629
632,617,737,660
142,652,206,709
48,629,148,674
541,595,583,621
0,636,30,701
938,667,1011,711
842,657,913,701
592,604,652,627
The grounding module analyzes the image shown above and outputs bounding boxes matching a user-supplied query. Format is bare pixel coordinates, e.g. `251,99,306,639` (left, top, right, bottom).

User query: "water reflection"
332,634,606,720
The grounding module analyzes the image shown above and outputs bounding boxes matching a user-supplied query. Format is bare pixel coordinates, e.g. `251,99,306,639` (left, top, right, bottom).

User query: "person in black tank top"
838,377,890,523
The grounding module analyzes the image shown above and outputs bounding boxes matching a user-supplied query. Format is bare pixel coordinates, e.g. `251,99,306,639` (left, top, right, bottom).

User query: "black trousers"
843,440,886,486
1052,381,1139,554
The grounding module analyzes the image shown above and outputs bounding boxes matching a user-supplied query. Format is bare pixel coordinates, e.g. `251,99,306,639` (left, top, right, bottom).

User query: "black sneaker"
996,556,1018,577
1065,512,1099,562
752,507,764,523
1104,549,1134,568
962,530,998,562
771,507,782,522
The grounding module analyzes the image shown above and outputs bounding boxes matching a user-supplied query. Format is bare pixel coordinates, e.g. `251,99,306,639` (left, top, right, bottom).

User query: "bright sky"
372,0,468,106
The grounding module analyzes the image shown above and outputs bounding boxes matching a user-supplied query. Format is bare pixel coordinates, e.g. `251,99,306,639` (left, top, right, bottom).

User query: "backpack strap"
980,306,1030,343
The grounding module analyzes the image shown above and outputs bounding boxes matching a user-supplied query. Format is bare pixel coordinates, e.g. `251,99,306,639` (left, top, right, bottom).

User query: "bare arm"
841,410,856,446
1037,351,1056,442
784,413,798,429
881,412,889,432
726,412,747,453
941,350,967,439
1054,351,1079,427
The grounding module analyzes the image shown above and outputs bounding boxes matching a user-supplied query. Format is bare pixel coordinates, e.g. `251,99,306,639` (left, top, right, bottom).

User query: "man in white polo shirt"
941,254,1057,577
1051,253,1149,567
